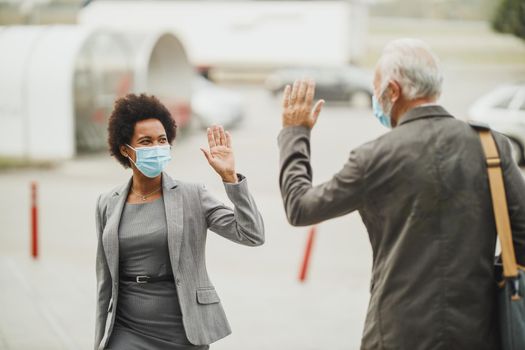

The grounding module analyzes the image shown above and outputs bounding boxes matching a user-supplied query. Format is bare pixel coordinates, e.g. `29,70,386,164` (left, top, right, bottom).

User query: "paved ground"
0,88,382,350
1,20,525,350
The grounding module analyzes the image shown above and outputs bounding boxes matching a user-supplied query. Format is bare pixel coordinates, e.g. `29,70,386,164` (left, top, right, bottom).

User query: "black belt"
121,275,174,284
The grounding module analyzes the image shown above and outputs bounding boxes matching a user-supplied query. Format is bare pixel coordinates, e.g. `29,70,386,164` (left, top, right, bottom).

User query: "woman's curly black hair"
108,93,177,168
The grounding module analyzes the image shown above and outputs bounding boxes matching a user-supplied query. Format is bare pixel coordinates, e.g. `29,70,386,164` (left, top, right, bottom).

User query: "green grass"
0,157,56,171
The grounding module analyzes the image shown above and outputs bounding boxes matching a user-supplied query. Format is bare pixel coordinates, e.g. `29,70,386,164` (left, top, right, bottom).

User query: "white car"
191,75,243,129
469,84,525,165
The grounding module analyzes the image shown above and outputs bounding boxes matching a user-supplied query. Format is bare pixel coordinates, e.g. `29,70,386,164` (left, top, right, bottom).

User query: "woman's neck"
131,169,162,194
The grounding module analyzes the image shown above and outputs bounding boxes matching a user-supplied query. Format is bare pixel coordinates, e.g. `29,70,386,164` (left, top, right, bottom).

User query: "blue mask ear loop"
378,86,394,128
125,144,138,168
128,156,139,168
380,87,392,113
372,95,392,129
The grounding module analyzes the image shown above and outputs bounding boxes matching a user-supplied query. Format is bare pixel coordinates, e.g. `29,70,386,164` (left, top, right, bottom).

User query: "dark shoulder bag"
476,127,525,350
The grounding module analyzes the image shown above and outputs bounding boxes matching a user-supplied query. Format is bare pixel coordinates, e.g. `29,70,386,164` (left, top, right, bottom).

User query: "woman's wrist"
221,171,238,183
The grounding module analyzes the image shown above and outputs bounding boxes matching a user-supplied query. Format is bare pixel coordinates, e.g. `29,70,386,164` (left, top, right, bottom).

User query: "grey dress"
106,197,209,350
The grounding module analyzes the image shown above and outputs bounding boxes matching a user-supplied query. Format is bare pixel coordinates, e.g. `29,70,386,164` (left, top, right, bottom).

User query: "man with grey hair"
278,38,525,349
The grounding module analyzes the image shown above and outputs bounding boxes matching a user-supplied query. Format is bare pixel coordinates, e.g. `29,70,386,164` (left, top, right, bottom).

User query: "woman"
94,93,265,350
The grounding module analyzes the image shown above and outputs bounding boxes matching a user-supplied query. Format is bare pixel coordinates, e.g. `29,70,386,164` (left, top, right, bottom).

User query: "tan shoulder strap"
477,130,518,278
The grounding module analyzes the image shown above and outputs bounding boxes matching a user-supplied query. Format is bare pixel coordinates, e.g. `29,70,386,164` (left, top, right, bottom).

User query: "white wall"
0,27,44,157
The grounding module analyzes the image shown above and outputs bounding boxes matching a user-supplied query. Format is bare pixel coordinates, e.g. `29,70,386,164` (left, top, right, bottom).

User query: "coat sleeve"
278,125,366,227
94,194,111,350
497,133,525,265
198,174,265,246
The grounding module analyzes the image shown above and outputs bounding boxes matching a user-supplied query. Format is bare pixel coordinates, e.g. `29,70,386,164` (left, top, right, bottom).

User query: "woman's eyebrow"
137,136,151,142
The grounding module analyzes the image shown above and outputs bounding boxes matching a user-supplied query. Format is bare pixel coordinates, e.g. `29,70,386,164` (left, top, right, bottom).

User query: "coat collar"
162,172,179,191
397,105,453,127
102,171,183,284
110,171,178,197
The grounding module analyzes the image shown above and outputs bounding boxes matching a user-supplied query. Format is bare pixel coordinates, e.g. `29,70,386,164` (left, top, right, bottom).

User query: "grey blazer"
94,172,264,350
278,105,525,350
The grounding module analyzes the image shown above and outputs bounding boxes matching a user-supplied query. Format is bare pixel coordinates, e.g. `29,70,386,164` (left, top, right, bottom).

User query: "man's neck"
392,97,438,127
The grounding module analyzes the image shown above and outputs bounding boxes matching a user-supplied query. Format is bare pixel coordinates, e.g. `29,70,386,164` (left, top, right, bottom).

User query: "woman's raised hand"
200,125,238,183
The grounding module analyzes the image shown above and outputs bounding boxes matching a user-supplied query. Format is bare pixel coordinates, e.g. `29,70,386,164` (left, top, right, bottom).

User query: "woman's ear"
120,145,130,159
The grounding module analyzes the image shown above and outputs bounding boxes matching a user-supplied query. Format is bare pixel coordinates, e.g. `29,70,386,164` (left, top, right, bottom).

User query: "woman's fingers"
218,126,227,146
225,131,232,148
207,125,231,149
207,127,216,148
200,148,212,163
213,126,221,146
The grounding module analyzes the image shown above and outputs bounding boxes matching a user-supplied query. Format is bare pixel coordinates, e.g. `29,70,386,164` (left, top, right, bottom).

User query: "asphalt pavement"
1,64,525,350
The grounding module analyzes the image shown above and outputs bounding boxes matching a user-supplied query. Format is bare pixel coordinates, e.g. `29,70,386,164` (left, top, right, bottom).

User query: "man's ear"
388,81,401,103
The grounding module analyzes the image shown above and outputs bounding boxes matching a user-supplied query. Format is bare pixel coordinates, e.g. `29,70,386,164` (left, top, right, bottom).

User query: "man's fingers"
207,128,216,148
311,99,325,124
305,79,315,107
225,131,232,148
282,85,291,109
297,79,308,104
218,125,227,146
290,80,300,105
200,148,212,163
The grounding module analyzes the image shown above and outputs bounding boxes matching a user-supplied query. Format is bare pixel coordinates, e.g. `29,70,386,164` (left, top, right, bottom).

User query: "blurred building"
0,26,133,159
0,25,191,160
0,0,80,24
78,0,370,69
370,0,497,20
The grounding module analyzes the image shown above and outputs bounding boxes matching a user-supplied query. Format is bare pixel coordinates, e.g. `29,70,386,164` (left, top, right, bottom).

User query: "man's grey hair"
377,38,443,101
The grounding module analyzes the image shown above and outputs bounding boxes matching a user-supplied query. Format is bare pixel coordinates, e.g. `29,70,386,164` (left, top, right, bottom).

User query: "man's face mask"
372,87,394,129
126,144,172,178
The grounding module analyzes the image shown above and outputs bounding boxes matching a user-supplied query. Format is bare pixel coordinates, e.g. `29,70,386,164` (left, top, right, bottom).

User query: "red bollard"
30,182,38,259
299,225,317,282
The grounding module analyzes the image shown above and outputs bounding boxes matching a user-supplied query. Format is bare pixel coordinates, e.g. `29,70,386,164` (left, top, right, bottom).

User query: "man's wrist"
283,121,312,129
279,125,312,135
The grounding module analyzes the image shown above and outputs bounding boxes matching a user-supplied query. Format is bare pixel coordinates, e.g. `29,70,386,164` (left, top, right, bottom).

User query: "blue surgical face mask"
126,144,172,178
372,95,392,129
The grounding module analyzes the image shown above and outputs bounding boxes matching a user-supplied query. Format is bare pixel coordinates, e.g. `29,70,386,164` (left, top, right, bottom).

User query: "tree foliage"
492,0,525,40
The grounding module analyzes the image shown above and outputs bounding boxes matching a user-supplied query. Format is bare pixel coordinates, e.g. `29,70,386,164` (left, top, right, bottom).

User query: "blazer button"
176,278,181,286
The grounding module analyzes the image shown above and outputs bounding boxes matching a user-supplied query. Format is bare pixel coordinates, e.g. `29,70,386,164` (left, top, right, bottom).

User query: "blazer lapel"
162,172,184,275
102,178,132,283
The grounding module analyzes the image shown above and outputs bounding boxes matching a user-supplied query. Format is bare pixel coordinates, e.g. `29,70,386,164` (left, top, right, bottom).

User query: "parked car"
265,65,373,107
191,75,244,129
468,83,525,165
